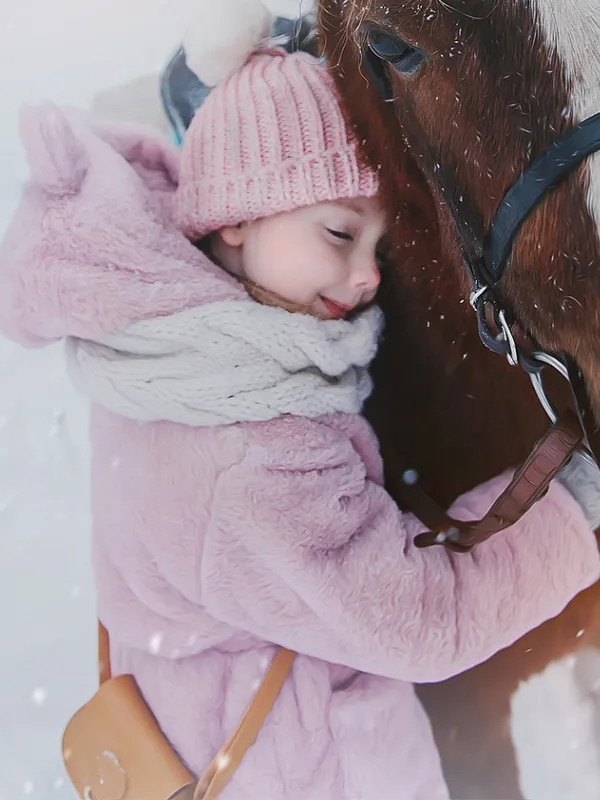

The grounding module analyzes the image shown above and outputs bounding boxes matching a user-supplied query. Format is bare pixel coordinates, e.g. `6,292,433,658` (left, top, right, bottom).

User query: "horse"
316,1,600,797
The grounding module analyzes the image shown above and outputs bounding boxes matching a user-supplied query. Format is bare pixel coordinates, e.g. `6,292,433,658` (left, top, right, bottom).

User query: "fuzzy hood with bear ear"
0,104,247,349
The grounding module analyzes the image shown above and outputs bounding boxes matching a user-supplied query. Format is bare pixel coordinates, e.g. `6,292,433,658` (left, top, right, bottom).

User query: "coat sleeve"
201,415,600,683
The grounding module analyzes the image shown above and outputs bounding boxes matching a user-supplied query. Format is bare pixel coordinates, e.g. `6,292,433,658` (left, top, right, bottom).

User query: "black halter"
364,39,600,458
466,114,600,460
481,112,600,287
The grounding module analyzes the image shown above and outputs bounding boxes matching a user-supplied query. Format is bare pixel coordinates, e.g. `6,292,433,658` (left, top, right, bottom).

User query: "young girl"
1,45,600,800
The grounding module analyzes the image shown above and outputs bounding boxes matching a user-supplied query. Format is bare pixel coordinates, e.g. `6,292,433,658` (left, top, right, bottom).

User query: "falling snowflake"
149,632,164,654
216,753,231,770
402,469,419,486
258,654,270,671
31,687,47,706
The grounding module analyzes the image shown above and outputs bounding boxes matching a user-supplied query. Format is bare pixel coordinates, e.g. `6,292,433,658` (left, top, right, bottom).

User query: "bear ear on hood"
18,104,89,198
181,0,312,87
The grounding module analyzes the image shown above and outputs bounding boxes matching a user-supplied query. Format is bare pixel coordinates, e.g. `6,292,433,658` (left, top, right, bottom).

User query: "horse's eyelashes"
367,29,411,61
364,27,427,77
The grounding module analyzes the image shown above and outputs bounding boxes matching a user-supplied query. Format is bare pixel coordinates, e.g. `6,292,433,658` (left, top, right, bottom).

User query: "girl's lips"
320,296,353,319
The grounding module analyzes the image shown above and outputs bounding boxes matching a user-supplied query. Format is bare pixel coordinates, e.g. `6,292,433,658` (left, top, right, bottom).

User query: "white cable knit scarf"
64,300,384,426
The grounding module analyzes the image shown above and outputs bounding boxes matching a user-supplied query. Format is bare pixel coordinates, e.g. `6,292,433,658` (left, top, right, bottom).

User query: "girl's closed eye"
326,227,354,242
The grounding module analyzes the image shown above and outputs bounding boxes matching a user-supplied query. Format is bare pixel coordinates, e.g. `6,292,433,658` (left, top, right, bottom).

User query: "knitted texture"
64,302,383,426
174,50,379,238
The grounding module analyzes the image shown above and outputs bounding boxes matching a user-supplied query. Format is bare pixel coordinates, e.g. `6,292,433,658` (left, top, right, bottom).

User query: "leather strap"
409,409,583,552
97,621,294,800
193,648,296,800
98,621,111,685
483,113,600,286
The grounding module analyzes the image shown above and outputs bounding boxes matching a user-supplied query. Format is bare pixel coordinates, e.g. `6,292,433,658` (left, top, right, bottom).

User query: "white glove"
557,450,600,531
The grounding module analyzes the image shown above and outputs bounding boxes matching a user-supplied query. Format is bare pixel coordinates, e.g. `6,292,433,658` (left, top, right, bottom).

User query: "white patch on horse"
509,648,600,799
531,0,600,242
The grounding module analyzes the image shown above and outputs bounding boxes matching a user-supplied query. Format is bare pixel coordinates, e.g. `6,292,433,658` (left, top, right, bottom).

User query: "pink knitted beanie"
174,49,379,239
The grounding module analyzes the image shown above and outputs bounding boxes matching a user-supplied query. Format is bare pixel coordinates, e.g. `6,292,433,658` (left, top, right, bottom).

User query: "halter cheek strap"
482,112,600,286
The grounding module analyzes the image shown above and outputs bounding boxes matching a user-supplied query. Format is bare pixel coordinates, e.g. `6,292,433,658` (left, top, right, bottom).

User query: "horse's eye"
365,28,425,76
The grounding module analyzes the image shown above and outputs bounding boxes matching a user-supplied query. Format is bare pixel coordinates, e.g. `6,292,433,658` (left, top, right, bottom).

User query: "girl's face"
216,196,386,319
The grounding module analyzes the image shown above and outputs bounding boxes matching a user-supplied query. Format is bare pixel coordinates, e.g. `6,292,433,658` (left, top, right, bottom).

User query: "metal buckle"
469,284,488,309
473,291,519,366
497,309,518,367
522,351,568,425
469,281,596,463
523,351,597,468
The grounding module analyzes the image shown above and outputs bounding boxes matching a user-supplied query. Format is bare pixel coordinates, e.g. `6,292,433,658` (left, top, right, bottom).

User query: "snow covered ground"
0,2,194,797
2,1,600,798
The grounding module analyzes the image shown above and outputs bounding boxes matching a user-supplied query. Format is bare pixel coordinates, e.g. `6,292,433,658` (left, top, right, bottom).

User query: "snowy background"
3,1,600,798
0,1,194,796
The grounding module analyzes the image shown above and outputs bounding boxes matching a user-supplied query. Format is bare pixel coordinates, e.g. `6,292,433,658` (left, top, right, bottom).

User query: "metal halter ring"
469,284,489,310
526,351,568,425
497,309,519,367
526,351,597,469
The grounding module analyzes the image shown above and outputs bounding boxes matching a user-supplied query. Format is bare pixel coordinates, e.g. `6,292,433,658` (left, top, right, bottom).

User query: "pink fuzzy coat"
1,106,599,800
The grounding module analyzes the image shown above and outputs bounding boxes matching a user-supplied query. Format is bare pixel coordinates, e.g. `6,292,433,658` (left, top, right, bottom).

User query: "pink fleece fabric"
1,106,599,800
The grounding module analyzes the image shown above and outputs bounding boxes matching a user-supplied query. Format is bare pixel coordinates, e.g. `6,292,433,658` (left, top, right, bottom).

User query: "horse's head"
320,0,600,420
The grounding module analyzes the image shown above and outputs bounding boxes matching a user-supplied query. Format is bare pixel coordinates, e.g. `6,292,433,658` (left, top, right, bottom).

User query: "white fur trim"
182,0,273,86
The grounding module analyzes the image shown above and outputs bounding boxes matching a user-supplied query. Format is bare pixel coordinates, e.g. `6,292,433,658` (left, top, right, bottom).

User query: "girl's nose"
352,257,381,291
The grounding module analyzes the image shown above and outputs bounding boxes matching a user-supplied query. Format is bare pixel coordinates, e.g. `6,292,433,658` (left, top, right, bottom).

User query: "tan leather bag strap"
97,621,295,800
408,409,583,551
193,648,296,800
98,621,111,685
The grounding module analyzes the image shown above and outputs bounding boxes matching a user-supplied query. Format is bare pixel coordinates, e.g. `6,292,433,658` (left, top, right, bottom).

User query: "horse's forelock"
330,0,375,48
